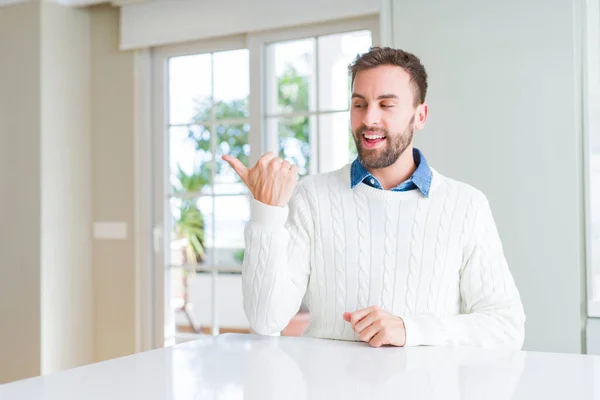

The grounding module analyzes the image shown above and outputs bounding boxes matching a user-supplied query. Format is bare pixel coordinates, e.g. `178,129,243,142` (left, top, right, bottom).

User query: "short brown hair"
349,46,428,106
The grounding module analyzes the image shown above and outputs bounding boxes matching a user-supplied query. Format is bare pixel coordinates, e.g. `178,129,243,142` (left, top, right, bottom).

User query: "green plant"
277,65,311,173
173,164,211,264
191,98,250,176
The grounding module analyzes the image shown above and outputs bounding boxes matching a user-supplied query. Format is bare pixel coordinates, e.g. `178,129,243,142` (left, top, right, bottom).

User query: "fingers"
349,306,379,328
354,311,379,333
257,152,277,168
222,155,249,184
369,331,387,348
268,157,283,169
344,307,403,348
255,151,299,172
225,151,298,185
290,165,299,176
359,323,380,343
263,154,298,177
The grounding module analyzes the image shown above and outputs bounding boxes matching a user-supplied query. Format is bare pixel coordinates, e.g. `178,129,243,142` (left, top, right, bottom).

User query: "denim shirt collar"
350,148,432,197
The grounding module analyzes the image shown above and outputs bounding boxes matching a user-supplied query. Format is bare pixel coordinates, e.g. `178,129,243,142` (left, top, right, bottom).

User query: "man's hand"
222,152,299,207
343,306,406,348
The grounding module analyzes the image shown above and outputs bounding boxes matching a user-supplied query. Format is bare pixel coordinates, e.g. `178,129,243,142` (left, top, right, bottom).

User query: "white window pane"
213,195,250,266
214,49,249,119
196,197,214,250
169,54,212,125
318,30,372,112
266,38,316,115
169,125,213,195
215,123,250,194
318,112,351,173
169,197,213,266
171,271,248,339
168,266,189,322
267,116,314,176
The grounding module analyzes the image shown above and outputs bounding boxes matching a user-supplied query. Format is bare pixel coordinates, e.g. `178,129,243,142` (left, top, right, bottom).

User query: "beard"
352,116,415,169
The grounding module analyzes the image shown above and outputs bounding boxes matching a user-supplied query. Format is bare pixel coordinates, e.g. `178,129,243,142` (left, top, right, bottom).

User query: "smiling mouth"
362,132,386,147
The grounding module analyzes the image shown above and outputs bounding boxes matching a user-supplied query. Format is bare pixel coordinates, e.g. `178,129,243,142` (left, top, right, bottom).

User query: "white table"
1,334,599,399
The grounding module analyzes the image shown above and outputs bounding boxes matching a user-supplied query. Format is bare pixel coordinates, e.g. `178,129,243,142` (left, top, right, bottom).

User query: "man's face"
350,65,427,169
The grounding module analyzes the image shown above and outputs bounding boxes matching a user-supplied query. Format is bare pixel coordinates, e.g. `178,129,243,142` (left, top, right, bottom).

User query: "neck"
368,146,416,190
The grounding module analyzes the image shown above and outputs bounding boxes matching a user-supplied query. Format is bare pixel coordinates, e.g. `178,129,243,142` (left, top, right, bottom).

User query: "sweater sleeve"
242,182,312,335
400,196,526,349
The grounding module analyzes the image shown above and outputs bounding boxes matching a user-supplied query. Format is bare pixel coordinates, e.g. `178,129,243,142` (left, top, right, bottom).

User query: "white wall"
90,4,138,362
119,0,380,49
40,2,94,374
0,0,42,384
0,1,95,383
390,0,585,353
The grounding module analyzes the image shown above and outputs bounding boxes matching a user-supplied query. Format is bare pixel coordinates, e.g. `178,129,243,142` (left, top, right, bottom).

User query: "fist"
343,306,406,348
222,152,299,207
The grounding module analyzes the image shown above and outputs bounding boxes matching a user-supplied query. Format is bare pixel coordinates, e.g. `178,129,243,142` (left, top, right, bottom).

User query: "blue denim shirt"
350,148,432,197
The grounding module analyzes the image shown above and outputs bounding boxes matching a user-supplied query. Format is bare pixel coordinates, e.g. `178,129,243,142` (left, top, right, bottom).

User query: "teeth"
364,133,385,140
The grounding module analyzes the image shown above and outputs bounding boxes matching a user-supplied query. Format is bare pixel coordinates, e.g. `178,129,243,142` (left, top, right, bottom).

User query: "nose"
362,104,382,128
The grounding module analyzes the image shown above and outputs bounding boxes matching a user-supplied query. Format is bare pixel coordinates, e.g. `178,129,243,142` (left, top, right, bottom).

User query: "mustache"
356,125,388,136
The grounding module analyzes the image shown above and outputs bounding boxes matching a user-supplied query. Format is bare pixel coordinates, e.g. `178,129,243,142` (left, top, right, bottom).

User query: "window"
264,30,373,175
154,38,253,344
152,19,378,346
168,49,250,270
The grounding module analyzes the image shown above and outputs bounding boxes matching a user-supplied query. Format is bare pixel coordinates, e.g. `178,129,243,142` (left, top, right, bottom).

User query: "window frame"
152,35,251,344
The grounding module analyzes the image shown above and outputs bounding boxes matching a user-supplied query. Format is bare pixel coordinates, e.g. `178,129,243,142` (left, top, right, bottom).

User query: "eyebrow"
351,93,399,100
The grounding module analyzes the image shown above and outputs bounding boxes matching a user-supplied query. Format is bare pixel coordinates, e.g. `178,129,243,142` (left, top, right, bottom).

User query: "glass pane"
170,268,249,342
266,38,316,114
318,112,351,173
169,266,202,339
169,54,212,125
213,49,249,119
215,124,250,194
213,195,250,266
318,30,372,111
267,116,313,176
169,125,213,195
170,197,214,266
169,265,185,317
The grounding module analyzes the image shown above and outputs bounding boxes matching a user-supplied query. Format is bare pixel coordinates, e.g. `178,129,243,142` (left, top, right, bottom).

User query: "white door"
152,37,252,346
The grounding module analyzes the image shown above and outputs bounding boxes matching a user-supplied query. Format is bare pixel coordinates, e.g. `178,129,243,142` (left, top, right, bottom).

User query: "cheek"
383,114,410,133
350,111,362,131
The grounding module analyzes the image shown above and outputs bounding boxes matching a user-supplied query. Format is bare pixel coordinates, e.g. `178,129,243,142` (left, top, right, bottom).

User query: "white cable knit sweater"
242,163,526,349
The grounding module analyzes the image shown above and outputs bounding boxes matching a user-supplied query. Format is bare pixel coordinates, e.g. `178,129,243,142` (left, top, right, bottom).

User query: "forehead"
352,65,413,100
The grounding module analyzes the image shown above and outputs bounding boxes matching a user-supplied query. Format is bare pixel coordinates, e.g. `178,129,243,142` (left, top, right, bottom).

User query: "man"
223,46,525,349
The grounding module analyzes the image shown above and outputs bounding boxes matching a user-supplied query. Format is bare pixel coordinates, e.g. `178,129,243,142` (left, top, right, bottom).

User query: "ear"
414,103,428,130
